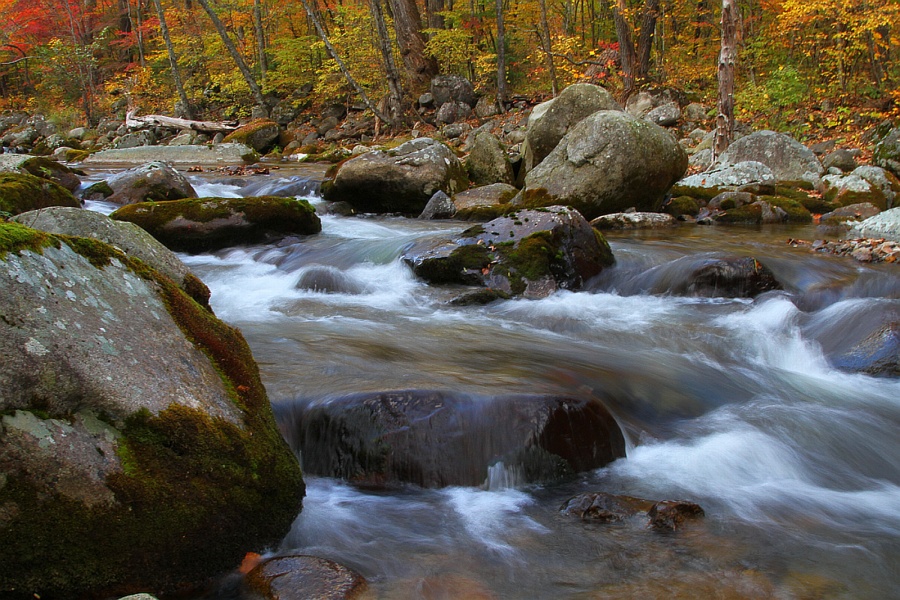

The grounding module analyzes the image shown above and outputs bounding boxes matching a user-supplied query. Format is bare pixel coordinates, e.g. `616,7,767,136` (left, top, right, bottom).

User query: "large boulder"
523,83,622,171
321,138,468,214
402,206,613,298
819,172,888,210
465,132,514,186
873,126,900,177
11,206,210,307
110,196,321,253
0,222,304,598
83,161,198,206
0,172,80,215
716,130,823,184
677,160,776,190
519,110,688,219
223,119,282,153
430,75,477,110
275,390,626,488
0,154,81,192
853,165,900,209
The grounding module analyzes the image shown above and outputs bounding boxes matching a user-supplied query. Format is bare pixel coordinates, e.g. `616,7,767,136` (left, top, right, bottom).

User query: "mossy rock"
669,184,724,202
111,196,321,253
0,172,80,215
759,196,813,223
823,185,888,210
716,203,764,224
223,119,281,153
0,222,304,598
774,183,837,214
664,195,701,217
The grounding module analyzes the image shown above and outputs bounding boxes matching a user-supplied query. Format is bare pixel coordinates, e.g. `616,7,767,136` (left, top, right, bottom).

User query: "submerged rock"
244,555,368,600
0,222,304,598
832,322,900,377
679,256,782,298
111,195,321,253
276,390,626,488
591,212,677,230
560,492,705,531
402,206,614,298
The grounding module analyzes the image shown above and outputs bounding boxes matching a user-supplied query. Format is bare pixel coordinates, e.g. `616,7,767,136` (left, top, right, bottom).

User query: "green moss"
84,180,114,198
717,203,764,224
669,184,725,201
20,156,74,181
0,221,59,258
460,224,485,237
455,204,518,221
0,172,80,215
760,196,813,223
63,149,92,162
449,289,512,305
497,231,556,281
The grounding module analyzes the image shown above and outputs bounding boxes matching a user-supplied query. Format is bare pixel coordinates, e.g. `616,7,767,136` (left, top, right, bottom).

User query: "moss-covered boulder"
322,138,468,214
0,172,80,215
820,172,889,210
0,154,81,191
84,161,198,206
223,119,282,154
0,222,304,599
276,389,625,487
465,131,514,186
401,206,614,298
520,111,687,219
452,183,519,221
716,196,811,224
111,195,321,253
11,206,210,307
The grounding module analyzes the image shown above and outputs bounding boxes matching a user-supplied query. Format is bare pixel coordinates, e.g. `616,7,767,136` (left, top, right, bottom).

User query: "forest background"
1,0,898,144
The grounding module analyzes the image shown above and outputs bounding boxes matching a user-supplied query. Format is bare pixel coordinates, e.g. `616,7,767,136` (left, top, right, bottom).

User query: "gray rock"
441,122,472,140
645,102,681,127
683,103,709,123
849,207,900,242
680,161,776,188
873,127,900,177
521,110,688,219
11,207,208,305
431,75,477,109
323,138,468,214
435,101,459,125
853,165,900,209
716,130,823,184
452,183,518,218
418,92,435,108
822,149,858,172
112,130,157,149
820,173,887,209
419,190,456,219
168,132,197,146
475,96,500,118
0,154,81,191
591,212,677,230
84,143,258,165
466,132,514,186
88,161,197,206
625,91,655,117
523,83,622,171
316,116,339,136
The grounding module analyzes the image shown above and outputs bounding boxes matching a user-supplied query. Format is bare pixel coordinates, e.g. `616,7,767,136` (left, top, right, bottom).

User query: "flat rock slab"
245,555,368,600
83,143,258,165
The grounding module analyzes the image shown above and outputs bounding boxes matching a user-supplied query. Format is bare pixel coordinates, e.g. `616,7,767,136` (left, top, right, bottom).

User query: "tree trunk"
538,0,558,96
194,0,267,110
298,0,393,125
712,0,738,165
495,0,507,108
369,0,405,120
253,0,268,86
636,0,660,81
613,0,637,95
152,0,194,119
386,0,438,88
426,0,445,30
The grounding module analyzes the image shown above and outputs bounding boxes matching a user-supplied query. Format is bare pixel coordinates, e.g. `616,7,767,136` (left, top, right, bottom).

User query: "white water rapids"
87,169,900,598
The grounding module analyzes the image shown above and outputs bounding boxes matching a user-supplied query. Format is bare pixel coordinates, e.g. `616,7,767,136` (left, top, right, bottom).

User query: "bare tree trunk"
253,0,268,86
613,0,637,95
152,0,194,119
194,0,267,110
636,0,660,81
298,0,393,124
369,0,405,120
495,0,507,108
386,0,438,88
712,0,738,165
426,0,445,30
537,0,558,96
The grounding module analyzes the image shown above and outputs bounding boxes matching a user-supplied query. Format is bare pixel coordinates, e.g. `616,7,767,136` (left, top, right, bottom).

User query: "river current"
89,168,900,599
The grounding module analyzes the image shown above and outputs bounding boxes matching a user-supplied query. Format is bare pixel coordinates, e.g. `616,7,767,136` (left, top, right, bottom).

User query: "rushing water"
88,168,900,598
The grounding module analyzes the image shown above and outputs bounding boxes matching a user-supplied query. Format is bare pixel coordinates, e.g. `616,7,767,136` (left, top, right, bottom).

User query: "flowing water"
87,168,900,599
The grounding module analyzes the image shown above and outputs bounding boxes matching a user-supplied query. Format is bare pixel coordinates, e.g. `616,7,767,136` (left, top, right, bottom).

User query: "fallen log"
125,110,239,133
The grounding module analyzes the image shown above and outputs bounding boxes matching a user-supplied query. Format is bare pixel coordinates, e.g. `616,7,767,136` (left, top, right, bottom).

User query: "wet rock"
223,119,281,153
591,212,677,230
419,190,456,220
452,183,518,220
561,492,704,531
466,132,514,186
523,83,622,171
111,195,321,253
11,206,210,306
244,555,368,600
322,138,468,214
832,322,900,377
521,110,687,219
0,222,304,598
402,206,613,298
715,130,823,185
276,390,626,487
0,172,80,215
296,265,365,294
788,236,900,263
680,257,782,298
83,160,197,206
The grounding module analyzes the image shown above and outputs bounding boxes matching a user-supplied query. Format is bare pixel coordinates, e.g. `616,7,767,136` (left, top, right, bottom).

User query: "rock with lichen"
401,205,613,298
82,161,197,206
0,171,80,215
111,195,321,253
0,221,305,599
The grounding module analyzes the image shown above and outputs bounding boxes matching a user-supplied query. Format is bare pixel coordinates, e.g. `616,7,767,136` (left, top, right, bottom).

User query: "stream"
88,166,900,599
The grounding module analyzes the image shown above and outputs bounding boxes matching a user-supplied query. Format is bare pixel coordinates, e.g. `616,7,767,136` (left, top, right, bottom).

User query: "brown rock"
245,555,368,600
